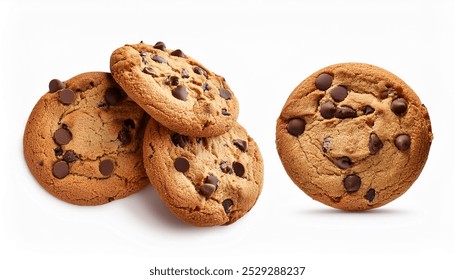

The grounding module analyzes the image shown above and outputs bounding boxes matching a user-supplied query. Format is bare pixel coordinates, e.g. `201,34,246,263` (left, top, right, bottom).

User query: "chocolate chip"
165,76,179,86
322,136,332,153
99,159,114,176
335,105,357,119
143,67,155,75
330,86,348,102
221,108,231,116
170,49,186,57
220,161,233,174
233,139,248,152
333,157,352,169
364,189,376,202
53,161,69,179
63,150,77,162
202,83,211,91
172,133,189,148
205,175,219,186
154,41,166,50
152,55,166,63
363,105,375,115
219,89,232,100
320,101,336,119
222,199,234,213
49,79,65,93
58,89,75,105
233,162,245,177
287,118,306,136
394,134,411,151
199,183,216,197
39,160,44,166
369,133,383,155
315,73,333,91
343,174,361,193
118,128,131,145
171,85,188,101
174,157,190,172
193,66,207,77
391,98,408,115
54,147,63,156
54,127,72,145
181,69,190,78
139,51,148,57
105,88,123,105
123,119,135,129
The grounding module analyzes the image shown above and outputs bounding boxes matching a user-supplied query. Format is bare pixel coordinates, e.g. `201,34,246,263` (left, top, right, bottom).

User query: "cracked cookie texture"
276,63,433,211
143,119,264,226
110,41,239,137
24,72,149,205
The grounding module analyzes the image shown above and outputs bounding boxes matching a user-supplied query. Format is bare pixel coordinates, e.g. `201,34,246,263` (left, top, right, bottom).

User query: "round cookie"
24,72,149,206
143,119,264,226
110,41,239,137
276,63,433,211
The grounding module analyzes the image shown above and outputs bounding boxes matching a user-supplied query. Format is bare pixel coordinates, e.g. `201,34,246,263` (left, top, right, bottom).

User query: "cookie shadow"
302,207,413,216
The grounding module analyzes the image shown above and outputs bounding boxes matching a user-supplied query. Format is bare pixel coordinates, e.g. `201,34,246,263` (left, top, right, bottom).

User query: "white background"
1,0,454,279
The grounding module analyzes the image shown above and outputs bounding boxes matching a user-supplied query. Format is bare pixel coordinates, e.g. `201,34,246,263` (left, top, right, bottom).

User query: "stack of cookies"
23,41,264,227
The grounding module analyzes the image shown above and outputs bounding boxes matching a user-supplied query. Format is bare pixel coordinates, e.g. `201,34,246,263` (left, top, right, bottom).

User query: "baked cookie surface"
143,119,263,226
276,63,433,211
110,41,239,137
24,72,149,205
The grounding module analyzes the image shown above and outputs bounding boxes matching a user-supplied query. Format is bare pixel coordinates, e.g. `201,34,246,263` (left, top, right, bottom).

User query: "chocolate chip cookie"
23,72,149,205
143,119,263,226
110,41,239,137
276,63,433,211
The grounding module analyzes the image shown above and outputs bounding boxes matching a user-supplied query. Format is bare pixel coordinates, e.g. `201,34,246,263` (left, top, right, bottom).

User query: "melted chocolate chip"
199,183,216,197
335,106,357,119
54,127,72,145
221,108,231,116
330,86,348,102
315,73,333,90
395,134,411,151
172,133,189,148
364,189,376,202
54,147,63,156
220,161,233,174
58,89,75,105
320,101,336,119
63,150,77,162
369,133,383,155
143,67,155,75
233,162,245,177
99,159,114,176
53,161,69,179
152,55,166,63
205,175,219,186
363,105,375,115
118,128,131,145
219,89,232,100
165,76,179,86
181,69,190,78
105,88,123,105
202,83,211,91
49,79,65,93
233,139,248,152
139,51,148,57
153,41,166,50
322,136,332,153
287,118,306,136
333,157,353,169
222,199,234,213
170,49,186,57
343,174,361,193
123,119,135,129
391,98,408,115
171,85,188,101
174,157,190,172
193,66,207,76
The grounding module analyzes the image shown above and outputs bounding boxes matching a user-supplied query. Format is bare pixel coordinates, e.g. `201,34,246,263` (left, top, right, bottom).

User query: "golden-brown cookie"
276,63,433,211
23,72,149,205
110,41,239,137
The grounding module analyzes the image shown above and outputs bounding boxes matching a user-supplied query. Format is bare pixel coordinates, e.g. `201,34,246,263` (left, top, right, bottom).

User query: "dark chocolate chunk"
315,73,333,91
152,55,166,63
153,41,166,50
320,101,336,119
143,67,155,75
364,189,376,202
333,157,353,169
174,157,190,172
363,105,375,115
49,79,65,93
202,82,211,91
221,108,231,116
205,175,219,187
165,75,179,86
199,183,216,197
322,136,332,153
58,89,75,105
233,139,248,152
170,49,186,57
369,133,383,155
222,199,234,213
99,159,114,176
343,174,361,193
193,66,207,77
394,134,411,151
118,128,131,145
330,86,348,102
181,69,190,78
139,51,148,57
53,161,69,179
219,88,232,100
54,147,63,156
287,118,306,136
105,88,123,105
171,85,188,101
220,161,233,174
335,106,357,119
171,133,189,148
63,150,77,163
233,162,245,177
391,98,408,115
123,119,135,129
54,127,72,145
